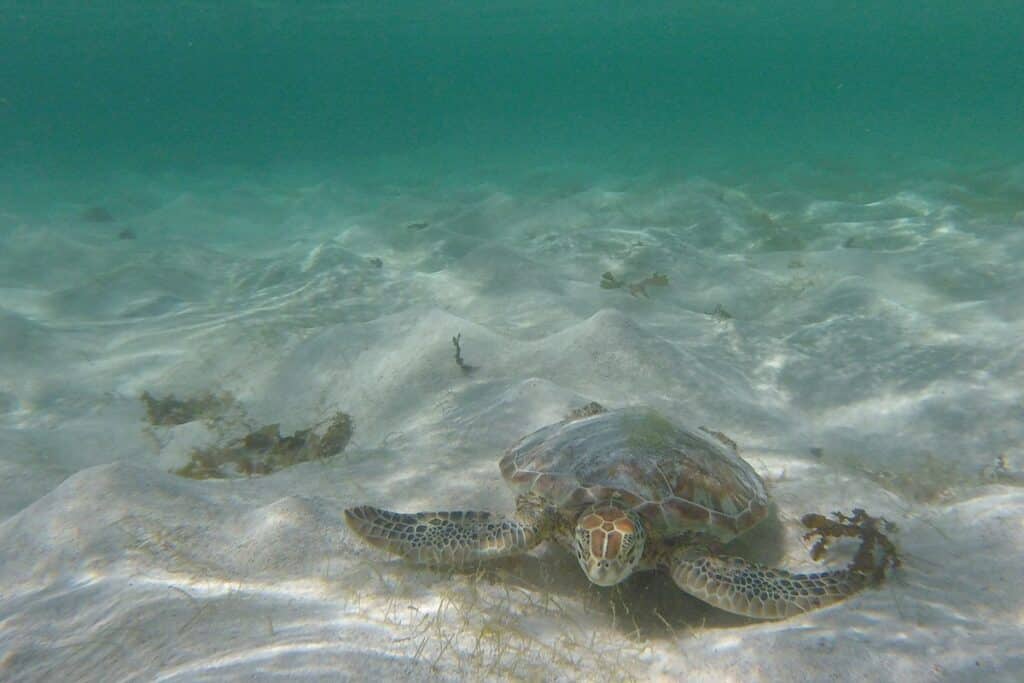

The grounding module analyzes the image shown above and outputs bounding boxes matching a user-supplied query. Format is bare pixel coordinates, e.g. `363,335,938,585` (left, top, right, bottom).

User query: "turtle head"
573,506,646,586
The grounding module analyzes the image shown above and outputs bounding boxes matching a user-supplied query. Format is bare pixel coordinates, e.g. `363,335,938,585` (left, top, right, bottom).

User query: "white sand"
1,165,1022,681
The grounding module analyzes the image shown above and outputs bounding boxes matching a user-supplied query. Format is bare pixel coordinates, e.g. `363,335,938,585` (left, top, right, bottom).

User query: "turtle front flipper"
667,512,898,619
344,506,543,566
668,548,870,619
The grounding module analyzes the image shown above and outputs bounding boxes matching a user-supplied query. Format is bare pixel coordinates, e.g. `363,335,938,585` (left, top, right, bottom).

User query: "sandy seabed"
1,164,1022,681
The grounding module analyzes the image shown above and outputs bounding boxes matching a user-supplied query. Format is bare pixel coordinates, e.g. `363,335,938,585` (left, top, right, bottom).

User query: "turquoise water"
4,2,1023,178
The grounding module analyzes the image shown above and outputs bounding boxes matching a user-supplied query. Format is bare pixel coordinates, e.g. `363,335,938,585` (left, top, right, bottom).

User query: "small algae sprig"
706,304,733,321
600,272,669,298
174,411,354,479
981,454,1024,485
452,332,478,374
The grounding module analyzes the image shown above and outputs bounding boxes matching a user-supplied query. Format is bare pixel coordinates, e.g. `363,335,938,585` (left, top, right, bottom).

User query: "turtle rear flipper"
344,506,542,566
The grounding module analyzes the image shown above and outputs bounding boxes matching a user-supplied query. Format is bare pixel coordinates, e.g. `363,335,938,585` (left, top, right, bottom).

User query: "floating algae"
174,411,354,479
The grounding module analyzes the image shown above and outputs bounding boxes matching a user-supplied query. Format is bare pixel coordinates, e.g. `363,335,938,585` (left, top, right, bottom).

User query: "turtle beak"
585,559,623,587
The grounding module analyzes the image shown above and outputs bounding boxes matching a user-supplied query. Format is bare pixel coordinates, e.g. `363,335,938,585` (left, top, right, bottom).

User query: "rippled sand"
1,166,1022,681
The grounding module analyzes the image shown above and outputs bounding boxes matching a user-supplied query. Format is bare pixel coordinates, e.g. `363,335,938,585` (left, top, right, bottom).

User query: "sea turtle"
345,405,895,619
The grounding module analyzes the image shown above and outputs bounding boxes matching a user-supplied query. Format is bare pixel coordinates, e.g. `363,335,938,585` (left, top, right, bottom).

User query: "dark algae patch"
175,411,354,479
832,450,1023,503
80,206,115,223
565,401,606,421
600,271,669,298
706,304,733,321
141,391,236,426
140,391,353,479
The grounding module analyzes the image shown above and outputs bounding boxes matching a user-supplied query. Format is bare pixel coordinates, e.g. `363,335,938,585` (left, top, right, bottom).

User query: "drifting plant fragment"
452,333,477,374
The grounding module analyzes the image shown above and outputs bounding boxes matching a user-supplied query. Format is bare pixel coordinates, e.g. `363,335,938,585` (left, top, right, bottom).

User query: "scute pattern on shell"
500,407,768,541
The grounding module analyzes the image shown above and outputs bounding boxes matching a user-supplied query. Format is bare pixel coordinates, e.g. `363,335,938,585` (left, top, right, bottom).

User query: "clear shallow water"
1,3,1024,682
3,2,1024,174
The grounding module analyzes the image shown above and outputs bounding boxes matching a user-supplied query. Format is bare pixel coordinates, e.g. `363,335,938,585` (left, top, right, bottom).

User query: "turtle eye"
618,535,633,559
575,530,589,560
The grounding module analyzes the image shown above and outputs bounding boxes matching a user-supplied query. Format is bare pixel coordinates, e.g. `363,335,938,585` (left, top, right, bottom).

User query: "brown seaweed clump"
801,509,900,582
600,271,669,298
141,391,236,426
174,411,354,480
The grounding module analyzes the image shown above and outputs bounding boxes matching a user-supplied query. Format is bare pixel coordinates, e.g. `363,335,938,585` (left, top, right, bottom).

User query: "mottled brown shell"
499,408,768,541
